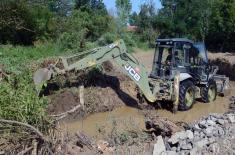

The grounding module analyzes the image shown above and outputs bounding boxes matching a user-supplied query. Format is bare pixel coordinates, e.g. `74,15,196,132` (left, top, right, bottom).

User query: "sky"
103,0,162,13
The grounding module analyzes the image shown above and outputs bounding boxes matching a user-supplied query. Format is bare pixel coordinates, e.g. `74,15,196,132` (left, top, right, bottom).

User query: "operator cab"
150,38,209,81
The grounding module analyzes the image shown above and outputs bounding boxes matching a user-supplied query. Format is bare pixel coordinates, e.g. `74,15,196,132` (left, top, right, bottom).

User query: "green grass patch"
0,69,51,132
0,43,60,73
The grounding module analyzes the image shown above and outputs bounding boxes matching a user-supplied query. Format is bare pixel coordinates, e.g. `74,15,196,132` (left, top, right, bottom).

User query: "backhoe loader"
34,39,230,112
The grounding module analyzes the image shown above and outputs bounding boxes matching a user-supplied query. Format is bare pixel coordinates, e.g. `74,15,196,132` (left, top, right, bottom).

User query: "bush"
122,33,137,48
0,70,51,132
98,32,119,45
0,0,56,45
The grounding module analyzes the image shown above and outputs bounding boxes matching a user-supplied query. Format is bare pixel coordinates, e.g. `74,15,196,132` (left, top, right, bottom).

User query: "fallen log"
75,131,94,150
145,116,183,136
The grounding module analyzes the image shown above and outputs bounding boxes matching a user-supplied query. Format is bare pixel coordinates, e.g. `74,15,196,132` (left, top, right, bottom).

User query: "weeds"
0,70,51,131
0,43,59,72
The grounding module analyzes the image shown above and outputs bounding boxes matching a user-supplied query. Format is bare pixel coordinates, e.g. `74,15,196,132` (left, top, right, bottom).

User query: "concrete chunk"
153,136,166,155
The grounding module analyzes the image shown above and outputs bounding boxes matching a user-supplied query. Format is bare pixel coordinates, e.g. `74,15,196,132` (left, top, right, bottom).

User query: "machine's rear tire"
201,80,217,103
178,80,195,111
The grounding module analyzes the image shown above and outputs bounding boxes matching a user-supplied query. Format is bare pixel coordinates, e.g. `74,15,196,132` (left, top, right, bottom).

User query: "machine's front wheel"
201,80,217,103
178,80,195,111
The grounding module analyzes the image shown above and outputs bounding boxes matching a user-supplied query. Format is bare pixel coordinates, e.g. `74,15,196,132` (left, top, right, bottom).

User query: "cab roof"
156,38,194,44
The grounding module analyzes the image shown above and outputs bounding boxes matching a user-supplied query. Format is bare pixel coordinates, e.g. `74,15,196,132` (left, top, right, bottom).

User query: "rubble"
153,136,166,155
149,99,235,155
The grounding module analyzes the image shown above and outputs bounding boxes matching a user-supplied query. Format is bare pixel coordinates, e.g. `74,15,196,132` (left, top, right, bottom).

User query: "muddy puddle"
61,106,146,138
61,82,234,137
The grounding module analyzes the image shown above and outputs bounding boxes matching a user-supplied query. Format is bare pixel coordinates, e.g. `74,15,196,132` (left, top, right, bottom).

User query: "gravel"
153,98,235,155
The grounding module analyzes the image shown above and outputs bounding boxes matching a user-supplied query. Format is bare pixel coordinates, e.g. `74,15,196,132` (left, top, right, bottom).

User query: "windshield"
151,45,173,77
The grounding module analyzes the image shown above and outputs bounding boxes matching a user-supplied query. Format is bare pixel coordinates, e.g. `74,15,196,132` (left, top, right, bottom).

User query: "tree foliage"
1,0,235,51
0,0,56,45
130,0,235,51
115,0,132,27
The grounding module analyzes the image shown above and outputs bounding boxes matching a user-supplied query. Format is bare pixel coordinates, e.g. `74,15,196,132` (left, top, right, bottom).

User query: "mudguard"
179,73,192,82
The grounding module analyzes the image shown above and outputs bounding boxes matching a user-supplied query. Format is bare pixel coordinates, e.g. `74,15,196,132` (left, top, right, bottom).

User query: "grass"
0,70,50,131
0,43,62,131
0,43,60,73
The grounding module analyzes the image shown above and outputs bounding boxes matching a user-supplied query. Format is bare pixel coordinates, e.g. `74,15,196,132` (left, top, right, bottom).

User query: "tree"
75,0,107,15
115,0,132,27
207,0,235,51
0,0,55,45
50,0,74,16
130,1,158,46
129,12,139,26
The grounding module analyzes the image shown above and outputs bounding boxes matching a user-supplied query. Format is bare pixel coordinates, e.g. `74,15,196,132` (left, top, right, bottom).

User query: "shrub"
0,70,51,132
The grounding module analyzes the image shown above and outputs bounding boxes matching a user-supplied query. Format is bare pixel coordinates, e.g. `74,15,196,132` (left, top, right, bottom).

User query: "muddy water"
63,82,234,137
62,107,146,137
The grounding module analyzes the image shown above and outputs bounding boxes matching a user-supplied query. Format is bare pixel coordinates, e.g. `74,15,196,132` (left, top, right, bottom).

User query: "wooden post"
32,139,38,155
79,85,85,110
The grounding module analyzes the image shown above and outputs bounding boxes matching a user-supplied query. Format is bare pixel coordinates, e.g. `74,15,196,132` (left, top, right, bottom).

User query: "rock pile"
153,100,235,155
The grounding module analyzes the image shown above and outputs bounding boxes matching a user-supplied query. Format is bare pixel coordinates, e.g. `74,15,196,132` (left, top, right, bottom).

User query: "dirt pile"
46,62,138,121
210,58,235,80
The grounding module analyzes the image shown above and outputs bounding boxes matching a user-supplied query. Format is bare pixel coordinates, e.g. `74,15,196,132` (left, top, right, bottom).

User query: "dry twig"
0,119,46,141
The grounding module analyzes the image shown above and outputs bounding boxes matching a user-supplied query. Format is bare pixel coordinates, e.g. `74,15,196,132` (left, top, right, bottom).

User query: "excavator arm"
34,40,157,102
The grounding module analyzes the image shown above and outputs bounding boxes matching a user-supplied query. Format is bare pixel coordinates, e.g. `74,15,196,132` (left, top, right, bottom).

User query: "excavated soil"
45,63,138,121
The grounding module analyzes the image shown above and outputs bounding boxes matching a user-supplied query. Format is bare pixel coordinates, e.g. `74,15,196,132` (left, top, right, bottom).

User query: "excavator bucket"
213,75,231,96
33,68,53,92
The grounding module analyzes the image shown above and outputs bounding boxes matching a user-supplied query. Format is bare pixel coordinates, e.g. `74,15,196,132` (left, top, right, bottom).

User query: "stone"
179,140,187,147
193,124,201,130
208,137,216,144
213,127,225,137
161,151,177,155
0,151,5,155
226,114,235,123
199,131,206,138
216,119,225,125
153,136,166,155
210,113,223,119
97,140,114,154
179,151,189,155
181,143,192,150
206,120,216,126
171,147,177,151
198,120,207,129
208,143,220,154
192,131,201,141
186,130,194,140
208,115,218,122
194,139,209,148
204,127,214,137
168,131,187,144
189,148,198,155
